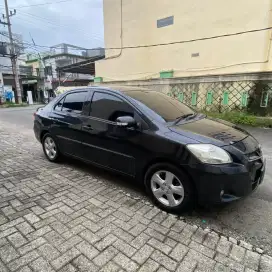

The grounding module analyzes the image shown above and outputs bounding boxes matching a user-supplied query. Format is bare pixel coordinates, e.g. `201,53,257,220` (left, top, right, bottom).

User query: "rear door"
49,91,88,157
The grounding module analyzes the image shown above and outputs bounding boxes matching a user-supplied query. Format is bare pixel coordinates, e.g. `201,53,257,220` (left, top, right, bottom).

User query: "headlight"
187,144,232,164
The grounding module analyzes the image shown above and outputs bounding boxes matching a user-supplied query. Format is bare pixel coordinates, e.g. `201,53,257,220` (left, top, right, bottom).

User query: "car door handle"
83,125,93,131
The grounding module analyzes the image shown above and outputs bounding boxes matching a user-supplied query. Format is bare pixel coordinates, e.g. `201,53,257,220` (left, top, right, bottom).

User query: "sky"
0,0,105,52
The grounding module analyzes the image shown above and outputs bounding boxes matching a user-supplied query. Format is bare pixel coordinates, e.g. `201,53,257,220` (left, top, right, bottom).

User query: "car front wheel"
145,163,194,213
42,134,60,162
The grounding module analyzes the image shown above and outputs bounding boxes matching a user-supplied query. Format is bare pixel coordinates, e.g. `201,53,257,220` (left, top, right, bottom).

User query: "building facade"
94,0,272,115
96,0,272,81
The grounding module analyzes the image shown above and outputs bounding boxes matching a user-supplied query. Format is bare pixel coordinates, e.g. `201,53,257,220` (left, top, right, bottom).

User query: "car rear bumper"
186,158,266,205
33,121,42,142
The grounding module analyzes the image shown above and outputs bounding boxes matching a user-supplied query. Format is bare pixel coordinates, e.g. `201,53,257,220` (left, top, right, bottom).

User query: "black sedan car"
34,86,266,212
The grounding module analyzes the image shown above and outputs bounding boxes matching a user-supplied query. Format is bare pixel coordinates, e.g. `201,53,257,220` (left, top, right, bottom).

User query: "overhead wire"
1,26,270,52
0,0,75,9
14,11,104,44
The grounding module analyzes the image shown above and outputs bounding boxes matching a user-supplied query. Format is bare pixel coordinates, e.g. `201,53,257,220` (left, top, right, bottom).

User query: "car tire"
42,133,60,162
145,163,195,213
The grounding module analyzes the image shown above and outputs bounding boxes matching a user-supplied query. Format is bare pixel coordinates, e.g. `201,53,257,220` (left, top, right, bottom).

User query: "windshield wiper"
174,113,196,124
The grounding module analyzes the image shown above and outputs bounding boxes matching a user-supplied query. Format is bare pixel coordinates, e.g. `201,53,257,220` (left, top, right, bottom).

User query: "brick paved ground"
0,121,272,272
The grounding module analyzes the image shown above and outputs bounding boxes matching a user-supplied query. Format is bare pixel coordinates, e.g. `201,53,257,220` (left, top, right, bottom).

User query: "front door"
49,91,88,157
81,91,146,176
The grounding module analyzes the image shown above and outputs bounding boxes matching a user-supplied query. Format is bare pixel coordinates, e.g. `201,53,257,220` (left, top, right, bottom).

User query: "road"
1,106,272,254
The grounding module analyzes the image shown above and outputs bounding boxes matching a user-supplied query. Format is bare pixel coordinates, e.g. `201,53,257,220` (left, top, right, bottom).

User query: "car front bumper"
187,158,266,205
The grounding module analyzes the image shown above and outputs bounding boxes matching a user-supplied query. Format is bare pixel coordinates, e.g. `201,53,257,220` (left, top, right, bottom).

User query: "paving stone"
191,228,208,244
229,244,246,263
244,250,261,270
8,250,40,271
8,232,27,247
131,232,150,249
113,227,134,243
189,240,215,258
0,260,8,272
170,243,188,262
72,255,98,272
58,235,82,253
176,254,197,272
27,226,52,240
51,248,80,270
132,244,154,265
76,240,99,260
58,264,77,272
260,254,272,272
145,228,165,242
203,232,220,250
17,266,32,272
93,246,119,267
19,237,46,255
214,263,232,272
0,243,19,263
30,257,55,272
138,259,160,272
113,238,137,257
80,229,101,244
98,261,119,272
151,250,178,271
239,240,253,251
113,253,139,272
216,237,232,256
147,238,172,255
186,249,216,270
95,234,117,251
38,243,60,261
24,213,40,224
215,253,245,272
16,221,35,235
157,268,171,272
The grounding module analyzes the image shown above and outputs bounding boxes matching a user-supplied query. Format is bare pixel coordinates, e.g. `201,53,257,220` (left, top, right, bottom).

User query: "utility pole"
0,0,22,103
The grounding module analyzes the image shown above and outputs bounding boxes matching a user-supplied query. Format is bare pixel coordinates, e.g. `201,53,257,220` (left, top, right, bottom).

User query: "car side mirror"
116,116,137,128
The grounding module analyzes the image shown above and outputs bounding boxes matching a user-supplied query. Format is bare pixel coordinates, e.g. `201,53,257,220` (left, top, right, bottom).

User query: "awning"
56,55,105,75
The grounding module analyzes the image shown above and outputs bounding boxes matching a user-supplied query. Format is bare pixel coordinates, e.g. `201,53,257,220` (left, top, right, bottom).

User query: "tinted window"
124,91,194,122
54,97,64,111
62,92,86,113
91,92,134,121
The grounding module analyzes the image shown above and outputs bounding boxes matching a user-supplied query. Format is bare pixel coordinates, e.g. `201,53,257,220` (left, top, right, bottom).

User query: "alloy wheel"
150,170,184,207
44,137,57,160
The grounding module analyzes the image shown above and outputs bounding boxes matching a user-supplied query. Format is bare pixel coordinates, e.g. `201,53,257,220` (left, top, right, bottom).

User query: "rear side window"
90,92,134,121
61,92,87,114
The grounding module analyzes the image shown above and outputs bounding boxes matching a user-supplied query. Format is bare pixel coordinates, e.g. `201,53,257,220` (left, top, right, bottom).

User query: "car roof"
63,85,153,97
95,85,152,93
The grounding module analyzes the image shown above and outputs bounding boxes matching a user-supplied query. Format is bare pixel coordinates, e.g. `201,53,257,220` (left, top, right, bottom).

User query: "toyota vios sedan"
34,86,266,213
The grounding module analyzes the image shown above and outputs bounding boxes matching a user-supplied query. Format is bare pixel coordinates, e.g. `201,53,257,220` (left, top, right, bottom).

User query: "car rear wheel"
42,134,60,162
145,163,194,213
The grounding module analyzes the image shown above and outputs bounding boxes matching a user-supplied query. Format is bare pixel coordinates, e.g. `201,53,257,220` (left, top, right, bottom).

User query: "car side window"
90,92,134,122
54,97,64,111
61,92,87,114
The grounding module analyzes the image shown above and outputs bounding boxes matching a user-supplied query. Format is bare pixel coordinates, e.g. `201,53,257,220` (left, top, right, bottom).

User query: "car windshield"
124,90,195,122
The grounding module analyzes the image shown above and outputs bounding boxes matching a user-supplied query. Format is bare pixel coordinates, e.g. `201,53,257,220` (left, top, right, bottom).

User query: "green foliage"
205,111,272,128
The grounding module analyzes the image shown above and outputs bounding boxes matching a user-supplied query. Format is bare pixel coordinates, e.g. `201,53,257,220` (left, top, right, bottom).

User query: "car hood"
169,116,249,146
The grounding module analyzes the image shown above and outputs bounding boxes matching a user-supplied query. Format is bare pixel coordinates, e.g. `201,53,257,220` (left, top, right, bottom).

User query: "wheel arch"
40,130,49,142
142,158,198,197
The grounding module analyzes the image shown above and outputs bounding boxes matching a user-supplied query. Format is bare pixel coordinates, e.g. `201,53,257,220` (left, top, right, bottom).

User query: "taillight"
33,112,36,119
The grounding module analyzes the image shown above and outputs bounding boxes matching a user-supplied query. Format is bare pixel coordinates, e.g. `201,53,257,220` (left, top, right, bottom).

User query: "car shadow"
62,156,148,197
